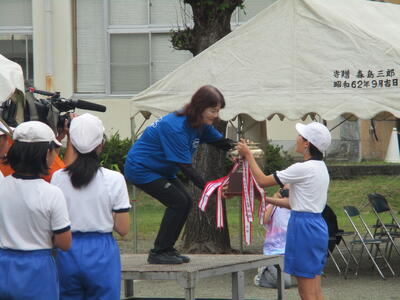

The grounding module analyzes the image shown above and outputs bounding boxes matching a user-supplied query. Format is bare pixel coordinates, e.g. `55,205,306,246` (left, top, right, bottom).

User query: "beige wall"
359,119,396,160
75,98,133,139
31,0,133,138
32,0,74,96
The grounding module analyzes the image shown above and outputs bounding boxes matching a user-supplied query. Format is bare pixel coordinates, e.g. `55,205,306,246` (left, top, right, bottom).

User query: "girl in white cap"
237,122,331,300
0,121,71,300
51,113,131,300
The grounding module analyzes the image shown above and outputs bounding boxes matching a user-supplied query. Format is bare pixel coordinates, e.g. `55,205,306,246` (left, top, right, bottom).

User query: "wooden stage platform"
121,254,284,300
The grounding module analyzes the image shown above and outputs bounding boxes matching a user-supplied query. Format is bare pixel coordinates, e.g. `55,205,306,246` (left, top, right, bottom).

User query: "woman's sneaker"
147,250,183,264
167,249,190,263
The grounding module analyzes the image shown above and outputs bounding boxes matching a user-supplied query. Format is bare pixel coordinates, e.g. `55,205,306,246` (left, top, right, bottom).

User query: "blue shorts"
56,232,121,300
0,248,58,300
284,211,328,278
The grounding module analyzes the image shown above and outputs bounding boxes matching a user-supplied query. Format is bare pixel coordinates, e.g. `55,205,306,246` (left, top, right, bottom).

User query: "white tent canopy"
131,0,400,121
0,54,24,104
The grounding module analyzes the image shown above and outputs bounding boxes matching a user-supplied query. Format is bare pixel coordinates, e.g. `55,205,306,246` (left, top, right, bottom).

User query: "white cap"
0,121,11,136
70,113,104,154
295,122,331,153
13,121,62,146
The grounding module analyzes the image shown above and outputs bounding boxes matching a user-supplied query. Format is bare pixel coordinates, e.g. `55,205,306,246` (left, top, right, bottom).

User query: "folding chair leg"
328,249,341,274
363,243,386,280
375,245,396,277
355,244,365,276
344,243,357,279
335,245,348,268
341,239,358,266
386,233,400,259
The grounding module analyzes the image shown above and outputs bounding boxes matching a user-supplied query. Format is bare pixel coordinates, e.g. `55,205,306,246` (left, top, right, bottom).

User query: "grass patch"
327,160,398,166
118,175,400,251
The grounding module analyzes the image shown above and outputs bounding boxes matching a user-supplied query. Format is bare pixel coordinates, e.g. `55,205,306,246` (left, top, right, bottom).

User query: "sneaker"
167,249,190,263
147,250,184,265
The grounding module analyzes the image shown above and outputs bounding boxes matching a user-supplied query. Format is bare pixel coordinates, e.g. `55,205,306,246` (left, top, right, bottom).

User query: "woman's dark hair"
65,148,100,189
6,141,58,176
301,136,323,160
176,85,225,129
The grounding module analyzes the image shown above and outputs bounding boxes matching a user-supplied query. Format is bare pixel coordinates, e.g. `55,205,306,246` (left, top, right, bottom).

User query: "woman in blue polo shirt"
125,85,234,265
237,122,331,300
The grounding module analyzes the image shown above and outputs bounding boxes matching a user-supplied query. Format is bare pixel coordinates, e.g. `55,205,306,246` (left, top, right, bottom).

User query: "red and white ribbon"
198,162,239,228
198,159,266,245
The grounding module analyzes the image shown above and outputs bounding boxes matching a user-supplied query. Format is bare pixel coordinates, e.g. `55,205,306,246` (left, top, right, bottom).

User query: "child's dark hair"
6,141,58,176
301,136,323,160
65,149,100,188
176,85,225,129
309,143,323,160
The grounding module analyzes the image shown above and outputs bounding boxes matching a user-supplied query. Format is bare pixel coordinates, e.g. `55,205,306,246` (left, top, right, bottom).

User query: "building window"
0,0,33,84
75,0,275,95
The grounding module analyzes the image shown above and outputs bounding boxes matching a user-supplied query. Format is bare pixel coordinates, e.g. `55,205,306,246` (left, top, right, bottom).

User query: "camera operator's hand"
56,113,78,142
58,113,78,167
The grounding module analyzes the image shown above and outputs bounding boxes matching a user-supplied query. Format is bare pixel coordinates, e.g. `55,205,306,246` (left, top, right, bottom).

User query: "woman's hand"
236,139,251,158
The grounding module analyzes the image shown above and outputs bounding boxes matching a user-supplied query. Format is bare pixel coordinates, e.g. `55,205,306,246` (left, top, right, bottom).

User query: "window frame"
0,27,33,82
73,0,249,97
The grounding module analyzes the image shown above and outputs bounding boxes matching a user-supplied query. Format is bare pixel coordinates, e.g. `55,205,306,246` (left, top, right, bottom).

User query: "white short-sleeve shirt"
51,167,131,233
275,160,329,213
0,175,71,250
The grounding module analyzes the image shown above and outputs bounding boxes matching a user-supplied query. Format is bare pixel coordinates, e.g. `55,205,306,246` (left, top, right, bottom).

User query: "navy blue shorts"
0,248,58,300
284,211,328,278
56,232,121,300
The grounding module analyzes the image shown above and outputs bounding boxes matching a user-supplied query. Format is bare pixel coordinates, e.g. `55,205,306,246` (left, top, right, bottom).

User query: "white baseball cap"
13,121,62,146
295,122,331,153
70,113,104,154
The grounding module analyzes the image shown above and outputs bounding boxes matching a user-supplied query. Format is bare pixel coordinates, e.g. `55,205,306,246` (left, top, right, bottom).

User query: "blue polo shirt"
124,113,222,184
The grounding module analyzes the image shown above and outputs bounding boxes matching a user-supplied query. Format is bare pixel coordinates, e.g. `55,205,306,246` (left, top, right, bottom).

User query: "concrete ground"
121,251,400,300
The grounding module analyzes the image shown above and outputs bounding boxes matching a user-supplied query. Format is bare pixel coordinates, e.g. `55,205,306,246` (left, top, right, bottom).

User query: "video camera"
0,87,106,133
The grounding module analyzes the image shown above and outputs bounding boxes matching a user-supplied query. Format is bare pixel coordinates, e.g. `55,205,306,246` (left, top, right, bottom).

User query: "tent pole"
237,114,243,253
130,116,138,253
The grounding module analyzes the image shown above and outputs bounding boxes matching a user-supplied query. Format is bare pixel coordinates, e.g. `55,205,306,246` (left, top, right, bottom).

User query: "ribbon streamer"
198,159,266,245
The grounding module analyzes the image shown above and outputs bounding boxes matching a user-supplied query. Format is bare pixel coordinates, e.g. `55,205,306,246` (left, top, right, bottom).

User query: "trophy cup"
225,142,264,196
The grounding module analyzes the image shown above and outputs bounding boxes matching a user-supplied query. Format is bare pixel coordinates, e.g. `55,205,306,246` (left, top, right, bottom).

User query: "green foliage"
100,132,132,173
263,142,294,175
58,146,66,160
170,29,194,52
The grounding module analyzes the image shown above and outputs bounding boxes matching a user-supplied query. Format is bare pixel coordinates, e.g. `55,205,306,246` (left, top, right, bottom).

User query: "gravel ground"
120,250,400,300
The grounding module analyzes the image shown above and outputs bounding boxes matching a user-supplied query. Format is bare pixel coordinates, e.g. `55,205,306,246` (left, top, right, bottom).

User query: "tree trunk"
172,0,244,253
172,1,243,56
181,122,233,253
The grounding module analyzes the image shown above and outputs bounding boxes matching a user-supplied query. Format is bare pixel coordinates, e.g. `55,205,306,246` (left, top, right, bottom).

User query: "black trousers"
135,177,192,253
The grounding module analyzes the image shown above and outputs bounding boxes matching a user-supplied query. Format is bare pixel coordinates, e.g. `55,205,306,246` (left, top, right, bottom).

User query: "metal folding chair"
343,206,395,280
327,230,356,275
368,193,400,259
